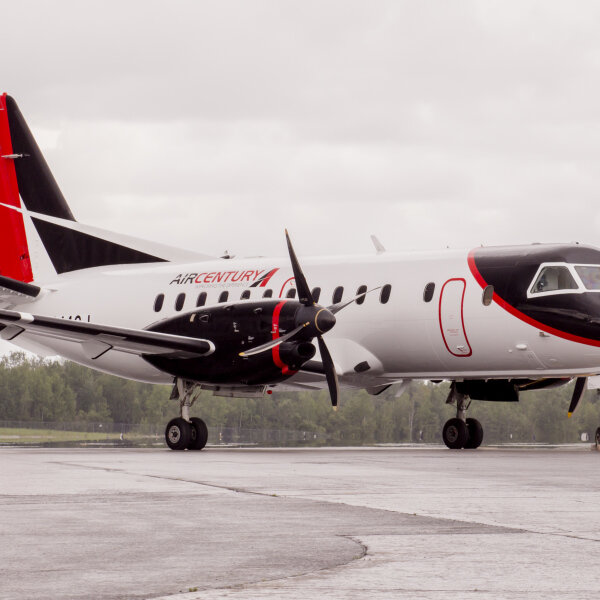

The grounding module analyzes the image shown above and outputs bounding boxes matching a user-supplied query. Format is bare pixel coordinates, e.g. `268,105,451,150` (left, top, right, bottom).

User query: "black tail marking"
6,96,75,221
32,218,167,274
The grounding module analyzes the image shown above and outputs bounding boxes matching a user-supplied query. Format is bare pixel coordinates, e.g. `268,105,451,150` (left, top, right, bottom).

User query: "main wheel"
188,417,208,450
165,417,192,450
464,418,484,449
443,418,468,449
595,427,600,449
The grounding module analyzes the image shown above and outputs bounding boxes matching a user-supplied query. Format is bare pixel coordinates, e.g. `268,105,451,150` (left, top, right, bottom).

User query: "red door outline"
439,278,472,357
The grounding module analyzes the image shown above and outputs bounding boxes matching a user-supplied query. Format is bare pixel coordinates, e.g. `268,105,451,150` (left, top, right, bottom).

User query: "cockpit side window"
530,266,579,294
575,266,600,290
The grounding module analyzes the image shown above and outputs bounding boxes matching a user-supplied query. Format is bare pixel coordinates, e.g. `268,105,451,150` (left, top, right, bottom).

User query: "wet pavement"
0,446,599,599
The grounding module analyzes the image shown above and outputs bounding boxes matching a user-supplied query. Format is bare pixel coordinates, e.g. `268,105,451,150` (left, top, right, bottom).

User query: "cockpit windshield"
530,266,579,294
575,265,600,290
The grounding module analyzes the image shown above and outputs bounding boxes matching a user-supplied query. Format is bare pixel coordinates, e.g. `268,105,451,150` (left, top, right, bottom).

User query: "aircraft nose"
315,308,336,334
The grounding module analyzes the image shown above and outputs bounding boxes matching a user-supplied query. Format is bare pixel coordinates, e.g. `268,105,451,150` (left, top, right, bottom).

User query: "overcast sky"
3,0,600,260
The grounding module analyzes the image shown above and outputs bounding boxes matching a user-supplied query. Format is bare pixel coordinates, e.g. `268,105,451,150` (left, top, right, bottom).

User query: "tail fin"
0,94,213,281
2,94,74,221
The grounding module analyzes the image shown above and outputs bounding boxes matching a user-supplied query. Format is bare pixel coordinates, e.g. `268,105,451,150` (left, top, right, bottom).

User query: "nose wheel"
442,418,468,449
442,383,484,449
464,417,484,449
165,417,192,450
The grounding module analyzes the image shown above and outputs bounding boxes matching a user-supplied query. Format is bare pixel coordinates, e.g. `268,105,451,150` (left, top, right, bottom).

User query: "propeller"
567,377,587,417
241,230,344,408
285,229,314,306
284,229,339,408
318,336,339,409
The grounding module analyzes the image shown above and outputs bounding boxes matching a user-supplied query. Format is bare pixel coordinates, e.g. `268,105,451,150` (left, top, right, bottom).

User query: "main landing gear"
165,379,208,451
442,383,484,450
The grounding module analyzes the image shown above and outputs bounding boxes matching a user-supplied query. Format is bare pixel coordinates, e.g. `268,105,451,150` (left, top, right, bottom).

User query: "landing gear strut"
164,379,208,451
442,383,483,450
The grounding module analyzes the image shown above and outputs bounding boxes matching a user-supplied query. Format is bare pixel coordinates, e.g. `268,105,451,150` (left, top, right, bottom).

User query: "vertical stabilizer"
0,94,204,279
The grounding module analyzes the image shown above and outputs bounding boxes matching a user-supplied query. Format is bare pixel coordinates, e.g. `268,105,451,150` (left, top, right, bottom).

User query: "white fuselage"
8,248,600,389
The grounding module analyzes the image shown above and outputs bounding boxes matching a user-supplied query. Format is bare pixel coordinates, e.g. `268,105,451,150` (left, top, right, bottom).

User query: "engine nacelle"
142,300,316,385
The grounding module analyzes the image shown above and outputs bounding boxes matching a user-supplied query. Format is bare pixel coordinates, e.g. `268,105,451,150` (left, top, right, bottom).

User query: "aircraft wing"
0,308,215,359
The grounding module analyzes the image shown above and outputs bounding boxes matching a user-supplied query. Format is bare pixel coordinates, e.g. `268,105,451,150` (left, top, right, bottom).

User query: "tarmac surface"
1,445,600,599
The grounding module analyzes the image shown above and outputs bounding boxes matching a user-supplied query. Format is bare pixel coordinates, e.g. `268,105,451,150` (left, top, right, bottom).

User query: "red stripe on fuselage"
0,94,33,282
468,249,600,348
271,300,291,374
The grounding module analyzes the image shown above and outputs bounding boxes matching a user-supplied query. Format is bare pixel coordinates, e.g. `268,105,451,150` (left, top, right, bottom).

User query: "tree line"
0,352,599,444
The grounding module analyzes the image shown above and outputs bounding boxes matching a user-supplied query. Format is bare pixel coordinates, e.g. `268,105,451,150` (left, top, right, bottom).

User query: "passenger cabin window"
240,290,251,300
311,287,321,303
482,285,494,306
575,266,600,290
286,288,297,299
380,284,391,304
531,266,578,294
263,289,273,298
332,286,344,304
154,293,164,312
218,291,229,303
356,285,367,305
196,292,207,307
423,282,435,303
175,293,185,311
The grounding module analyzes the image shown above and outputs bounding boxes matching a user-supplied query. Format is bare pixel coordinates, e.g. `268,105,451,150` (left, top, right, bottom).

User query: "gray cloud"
2,0,600,259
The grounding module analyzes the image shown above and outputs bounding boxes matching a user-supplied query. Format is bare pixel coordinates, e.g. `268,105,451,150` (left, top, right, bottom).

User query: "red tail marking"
0,94,33,282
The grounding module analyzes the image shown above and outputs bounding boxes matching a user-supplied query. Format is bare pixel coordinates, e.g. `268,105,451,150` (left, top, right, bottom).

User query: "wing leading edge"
0,309,215,360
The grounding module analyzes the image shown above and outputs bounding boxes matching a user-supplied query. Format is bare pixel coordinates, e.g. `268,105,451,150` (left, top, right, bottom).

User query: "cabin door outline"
439,278,472,357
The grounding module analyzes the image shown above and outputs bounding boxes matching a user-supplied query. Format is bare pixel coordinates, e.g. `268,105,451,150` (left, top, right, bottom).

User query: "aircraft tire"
595,427,600,449
165,417,192,450
443,418,468,449
188,417,208,450
464,418,484,449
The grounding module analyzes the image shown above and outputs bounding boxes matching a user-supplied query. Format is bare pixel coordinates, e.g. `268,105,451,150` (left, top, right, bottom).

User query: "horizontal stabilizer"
0,202,216,272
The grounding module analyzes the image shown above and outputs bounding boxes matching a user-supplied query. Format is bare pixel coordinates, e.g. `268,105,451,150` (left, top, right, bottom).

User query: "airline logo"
170,268,279,287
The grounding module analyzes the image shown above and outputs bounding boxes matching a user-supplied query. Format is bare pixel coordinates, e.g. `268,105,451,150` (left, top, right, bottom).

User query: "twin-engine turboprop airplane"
1,93,600,450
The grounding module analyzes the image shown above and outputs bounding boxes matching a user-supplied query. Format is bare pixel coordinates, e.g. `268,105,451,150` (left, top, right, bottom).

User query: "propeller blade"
239,322,309,357
567,377,587,417
285,230,314,306
328,286,382,315
317,335,339,409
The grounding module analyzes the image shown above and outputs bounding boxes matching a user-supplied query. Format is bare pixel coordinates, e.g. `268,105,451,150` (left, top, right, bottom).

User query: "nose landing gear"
442,383,483,449
164,379,209,451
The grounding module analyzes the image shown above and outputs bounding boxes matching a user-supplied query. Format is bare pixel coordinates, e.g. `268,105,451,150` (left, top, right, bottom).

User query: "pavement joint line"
149,535,371,600
48,460,290,497
45,461,532,539
47,459,600,546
